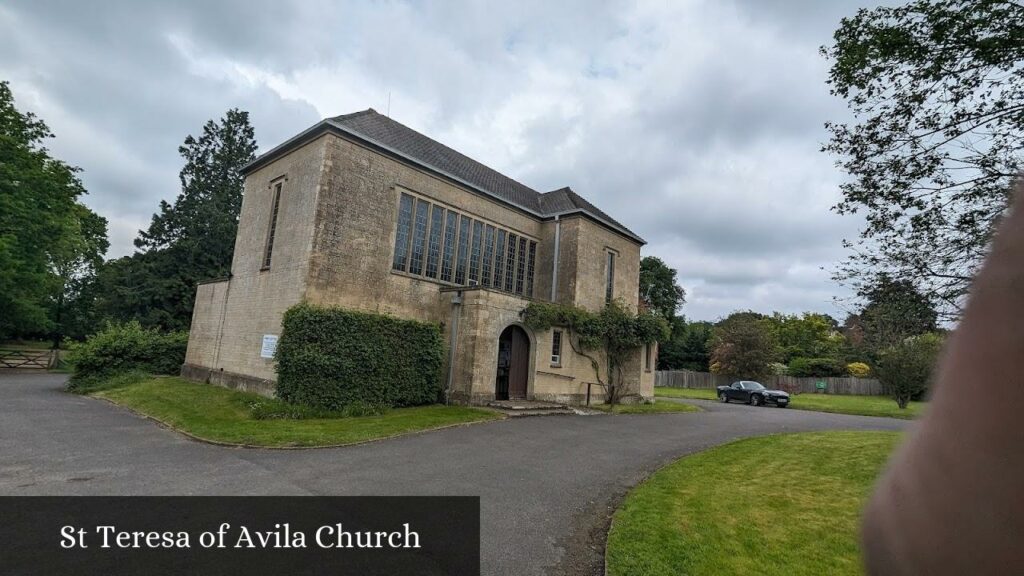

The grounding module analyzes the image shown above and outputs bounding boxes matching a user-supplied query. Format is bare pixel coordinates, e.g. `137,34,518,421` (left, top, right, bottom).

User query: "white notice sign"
260,334,278,358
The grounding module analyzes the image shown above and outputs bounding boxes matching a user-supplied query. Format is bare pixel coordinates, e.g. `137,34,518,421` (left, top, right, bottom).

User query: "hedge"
787,357,846,378
67,322,188,392
275,303,445,410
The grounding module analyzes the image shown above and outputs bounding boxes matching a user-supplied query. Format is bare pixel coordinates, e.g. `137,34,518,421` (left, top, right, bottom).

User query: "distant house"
182,110,655,405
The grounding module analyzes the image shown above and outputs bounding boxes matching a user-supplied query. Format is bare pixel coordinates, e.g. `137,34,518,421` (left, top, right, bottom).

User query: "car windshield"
745,382,765,390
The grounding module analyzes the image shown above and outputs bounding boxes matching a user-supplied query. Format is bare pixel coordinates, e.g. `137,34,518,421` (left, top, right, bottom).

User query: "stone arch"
495,322,536,400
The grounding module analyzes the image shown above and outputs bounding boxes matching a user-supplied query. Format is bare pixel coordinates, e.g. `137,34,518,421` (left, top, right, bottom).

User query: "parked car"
716,381,790,407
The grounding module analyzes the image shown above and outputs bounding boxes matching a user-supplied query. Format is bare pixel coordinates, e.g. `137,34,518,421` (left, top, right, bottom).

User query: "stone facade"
183,113,656,405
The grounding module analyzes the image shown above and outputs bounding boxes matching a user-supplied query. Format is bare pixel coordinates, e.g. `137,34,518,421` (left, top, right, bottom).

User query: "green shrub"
788,357,846,378
67,322,187,392
68,370,150,394
275,303,445,410
847,362,872,378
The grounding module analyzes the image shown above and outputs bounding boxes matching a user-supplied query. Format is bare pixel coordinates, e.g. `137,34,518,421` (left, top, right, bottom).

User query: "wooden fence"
655,370,885,396
0,349,58,370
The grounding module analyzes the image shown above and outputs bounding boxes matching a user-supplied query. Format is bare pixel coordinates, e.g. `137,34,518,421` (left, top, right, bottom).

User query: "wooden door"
496,325,530,400
508,327,529,399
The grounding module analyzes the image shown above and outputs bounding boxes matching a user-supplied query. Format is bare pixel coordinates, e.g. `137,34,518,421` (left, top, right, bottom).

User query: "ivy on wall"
522,300,668,405
275,303,445,409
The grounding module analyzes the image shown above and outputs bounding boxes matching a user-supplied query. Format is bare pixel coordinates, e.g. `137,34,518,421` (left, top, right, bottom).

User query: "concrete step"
498,408,578,418
486,400,568,411
485,400,577,417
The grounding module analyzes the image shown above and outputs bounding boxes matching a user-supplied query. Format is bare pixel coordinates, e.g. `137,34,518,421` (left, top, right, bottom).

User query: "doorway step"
485,400,576,417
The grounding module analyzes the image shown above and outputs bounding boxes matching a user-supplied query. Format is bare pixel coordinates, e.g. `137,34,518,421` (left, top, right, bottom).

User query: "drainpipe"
550,215,561,302
445,290,463,405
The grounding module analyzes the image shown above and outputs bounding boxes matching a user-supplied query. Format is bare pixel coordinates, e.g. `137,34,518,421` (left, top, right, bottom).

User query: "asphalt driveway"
0,372,908,575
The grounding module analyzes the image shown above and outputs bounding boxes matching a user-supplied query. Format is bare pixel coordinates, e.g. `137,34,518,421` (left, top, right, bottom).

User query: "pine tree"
101,109,257,331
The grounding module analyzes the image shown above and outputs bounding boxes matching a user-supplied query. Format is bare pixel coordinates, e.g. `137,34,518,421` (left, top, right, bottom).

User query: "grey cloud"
1,0,321,253
0,0,867,320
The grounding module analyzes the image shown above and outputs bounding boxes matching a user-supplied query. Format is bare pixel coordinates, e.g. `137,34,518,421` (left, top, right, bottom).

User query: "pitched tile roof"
330,110,642,243
246,109,644,243
331,110,543,212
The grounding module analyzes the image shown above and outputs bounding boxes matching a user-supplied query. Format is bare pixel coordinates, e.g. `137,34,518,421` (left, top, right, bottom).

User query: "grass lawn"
606,431,901,576
94,376,502,447
590,400,701,414
654,387,923,419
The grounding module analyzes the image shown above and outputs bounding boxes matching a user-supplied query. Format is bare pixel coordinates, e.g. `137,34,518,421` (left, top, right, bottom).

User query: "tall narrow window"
440,210,457,282
605,251,616,302
525,241,537,297
408,199,430,275
392,193,414,271
481,225,495,287
514,237,527,294
551,330,562,365
468,220,483,284
263,182,284,269
454,216,471,284
494,229,507,289
645,343,653,371
504,233,518,292
425,205,444,278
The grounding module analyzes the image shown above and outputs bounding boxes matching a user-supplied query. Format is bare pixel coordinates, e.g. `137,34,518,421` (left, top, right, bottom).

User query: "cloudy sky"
0,0,875,321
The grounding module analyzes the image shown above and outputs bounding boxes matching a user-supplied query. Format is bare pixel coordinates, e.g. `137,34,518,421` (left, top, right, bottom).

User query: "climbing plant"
522,300,669,405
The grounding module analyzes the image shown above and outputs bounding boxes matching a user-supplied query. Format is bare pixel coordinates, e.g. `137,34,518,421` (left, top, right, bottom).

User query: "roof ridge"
339,110,544,197
250,109,645,244
330,109,377,122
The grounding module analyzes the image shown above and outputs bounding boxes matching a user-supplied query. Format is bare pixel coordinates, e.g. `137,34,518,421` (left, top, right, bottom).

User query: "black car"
716,381,789,407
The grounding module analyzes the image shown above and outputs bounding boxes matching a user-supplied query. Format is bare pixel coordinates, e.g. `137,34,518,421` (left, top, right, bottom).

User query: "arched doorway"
496,325,530,400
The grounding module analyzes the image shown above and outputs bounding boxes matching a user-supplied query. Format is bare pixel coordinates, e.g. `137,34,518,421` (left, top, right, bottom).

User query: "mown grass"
94,376,501,447
590,400,701,414
606,431,901,576
654,387,923,419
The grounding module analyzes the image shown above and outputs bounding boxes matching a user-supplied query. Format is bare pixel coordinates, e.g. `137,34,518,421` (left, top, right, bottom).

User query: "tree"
102,109,257,331
523,300,669,405
639,256,686,321
0,81,108,339
658,317,713,371
709,312,777,380
859,274,939,352
823,0,1024,321
875,333,944,408
763,312,845,364
48,204,109,345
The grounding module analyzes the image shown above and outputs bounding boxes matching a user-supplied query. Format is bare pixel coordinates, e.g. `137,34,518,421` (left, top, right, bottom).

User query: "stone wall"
182,136,328,382
184,127,654,405
447,288,536,404
569,217,642,313
304,134,547,323
183,279,229,369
